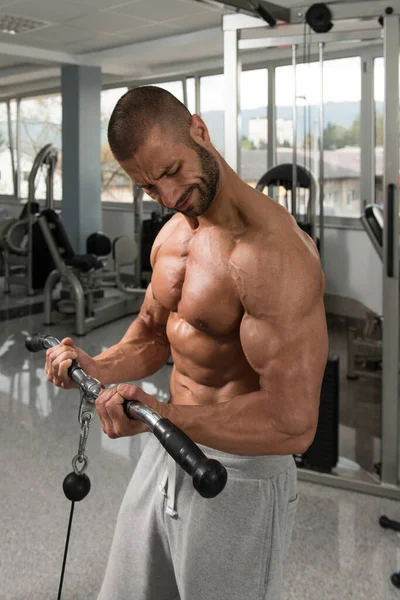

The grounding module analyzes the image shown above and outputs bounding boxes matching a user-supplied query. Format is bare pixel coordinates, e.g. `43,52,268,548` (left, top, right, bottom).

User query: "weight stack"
298,356,339,473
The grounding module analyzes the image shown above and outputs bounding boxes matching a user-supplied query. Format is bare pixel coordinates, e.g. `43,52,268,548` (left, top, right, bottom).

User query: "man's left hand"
96,383,161,438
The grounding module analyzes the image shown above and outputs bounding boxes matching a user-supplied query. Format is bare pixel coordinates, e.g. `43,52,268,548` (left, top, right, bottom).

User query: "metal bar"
16,99,21,201
239,29,383,50
292,44,297,221
17,97,33,295
224,28,240,173
182,77,188,108
360,55,374,214
133,186,143,288
319,42,325,268
381,13,400,486
267,66,275,169
297,468,400,500
223,1,400,31
6,100,16,198
194,75,200,114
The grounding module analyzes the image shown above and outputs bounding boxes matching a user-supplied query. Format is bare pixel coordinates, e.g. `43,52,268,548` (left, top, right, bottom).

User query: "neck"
184,156,248,231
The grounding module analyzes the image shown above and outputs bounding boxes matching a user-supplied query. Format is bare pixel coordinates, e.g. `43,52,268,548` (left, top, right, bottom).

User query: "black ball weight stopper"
63,472,91,502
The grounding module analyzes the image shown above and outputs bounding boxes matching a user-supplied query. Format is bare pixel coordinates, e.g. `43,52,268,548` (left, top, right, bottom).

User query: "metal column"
133,186,143,289
360,55,375,211
223,28,240,173
318,42,325,268
182,77,188,108
6,101,16,198
267,66,276,170
292,45,297,220
195,76,200,115
381,14,400,486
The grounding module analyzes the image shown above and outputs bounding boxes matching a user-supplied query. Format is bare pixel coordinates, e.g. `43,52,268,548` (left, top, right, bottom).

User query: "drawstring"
159,452,178,518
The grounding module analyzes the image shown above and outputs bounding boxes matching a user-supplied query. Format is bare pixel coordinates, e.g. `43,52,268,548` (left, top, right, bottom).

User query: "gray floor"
0,310,399,600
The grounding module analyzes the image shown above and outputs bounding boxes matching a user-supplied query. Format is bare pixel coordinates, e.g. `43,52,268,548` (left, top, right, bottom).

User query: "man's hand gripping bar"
25,333,228,498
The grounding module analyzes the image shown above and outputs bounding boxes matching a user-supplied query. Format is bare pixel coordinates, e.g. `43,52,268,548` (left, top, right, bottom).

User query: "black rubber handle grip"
25,333,48,352
123,402,227,498
387,183,395,278
25,333,82,380
154,418,227,499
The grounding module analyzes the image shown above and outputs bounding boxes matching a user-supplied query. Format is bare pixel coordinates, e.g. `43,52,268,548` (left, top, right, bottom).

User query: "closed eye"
167,164,181,177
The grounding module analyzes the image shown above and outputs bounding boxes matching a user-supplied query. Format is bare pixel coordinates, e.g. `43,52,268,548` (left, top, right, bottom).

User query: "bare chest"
151,229,243,336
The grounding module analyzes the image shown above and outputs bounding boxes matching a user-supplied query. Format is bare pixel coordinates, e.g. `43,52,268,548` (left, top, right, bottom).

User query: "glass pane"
275,57,361,218
200,74,225,156
186,77,196,113
101,87,130,203
19,94,62,200
0,103,15,196
150,80,184,102
374,57,384,205
240,68,268,187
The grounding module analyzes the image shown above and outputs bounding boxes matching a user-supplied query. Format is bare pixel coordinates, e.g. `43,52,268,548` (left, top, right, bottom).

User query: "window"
150,80,184,102
374,58,384,205
275,57,361,218
19,94,62,201
101,87,129,202
0,103,15,196
200,74,225,155
101,81,186,203
347,190,353,206
240,68,268,188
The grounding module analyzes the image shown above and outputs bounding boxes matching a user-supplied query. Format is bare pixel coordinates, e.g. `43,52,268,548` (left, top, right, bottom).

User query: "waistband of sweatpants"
196,442,295,480
147,433,295,481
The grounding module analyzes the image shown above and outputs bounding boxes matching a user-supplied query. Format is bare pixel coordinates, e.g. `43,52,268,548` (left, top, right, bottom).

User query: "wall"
323,226,382,315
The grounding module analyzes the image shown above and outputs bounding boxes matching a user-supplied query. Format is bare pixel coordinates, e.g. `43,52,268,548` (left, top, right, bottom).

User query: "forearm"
93,318,170,385
153,390,314,456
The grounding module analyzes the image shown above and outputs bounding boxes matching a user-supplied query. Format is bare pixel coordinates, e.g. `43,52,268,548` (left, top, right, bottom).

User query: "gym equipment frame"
218,0,400,500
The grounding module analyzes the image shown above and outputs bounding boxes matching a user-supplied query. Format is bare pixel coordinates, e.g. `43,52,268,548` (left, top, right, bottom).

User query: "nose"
158,179,181,209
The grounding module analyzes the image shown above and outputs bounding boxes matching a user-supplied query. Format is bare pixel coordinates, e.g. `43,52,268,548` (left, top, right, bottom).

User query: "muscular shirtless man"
46,86,328,600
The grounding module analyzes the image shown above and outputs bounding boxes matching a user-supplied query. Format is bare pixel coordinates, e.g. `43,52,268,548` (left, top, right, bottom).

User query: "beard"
176,140,220,218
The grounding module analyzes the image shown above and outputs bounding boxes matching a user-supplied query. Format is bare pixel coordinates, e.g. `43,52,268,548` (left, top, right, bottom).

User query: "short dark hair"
107,85,192,162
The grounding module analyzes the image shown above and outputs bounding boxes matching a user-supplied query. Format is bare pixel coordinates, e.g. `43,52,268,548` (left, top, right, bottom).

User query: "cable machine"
215,0,400,500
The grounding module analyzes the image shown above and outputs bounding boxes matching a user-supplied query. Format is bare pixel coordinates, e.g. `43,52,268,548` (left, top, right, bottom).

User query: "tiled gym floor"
1,310,398,600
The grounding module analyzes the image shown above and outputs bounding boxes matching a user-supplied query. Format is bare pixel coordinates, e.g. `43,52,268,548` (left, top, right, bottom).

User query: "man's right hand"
45,337,99,389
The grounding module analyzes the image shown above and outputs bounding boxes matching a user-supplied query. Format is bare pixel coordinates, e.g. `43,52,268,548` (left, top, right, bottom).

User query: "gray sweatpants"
98,433,299,600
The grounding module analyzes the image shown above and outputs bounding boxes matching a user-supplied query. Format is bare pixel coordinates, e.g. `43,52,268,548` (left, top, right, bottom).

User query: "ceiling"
0,0,385,98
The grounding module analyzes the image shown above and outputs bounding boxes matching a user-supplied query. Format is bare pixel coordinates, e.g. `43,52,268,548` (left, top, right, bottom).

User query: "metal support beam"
224,29,240,173
292,45,297,221
6,101,16,199
223,0,400,30
0,41,79,65
182,77,188,108
16,99,21,202
360,55,375,211
195,76,200,115
381,14,400,486
318,43,325,269
239,29,383,50
267,66,275,169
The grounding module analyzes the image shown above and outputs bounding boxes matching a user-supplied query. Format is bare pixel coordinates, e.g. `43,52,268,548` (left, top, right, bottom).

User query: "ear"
189,114,210,146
